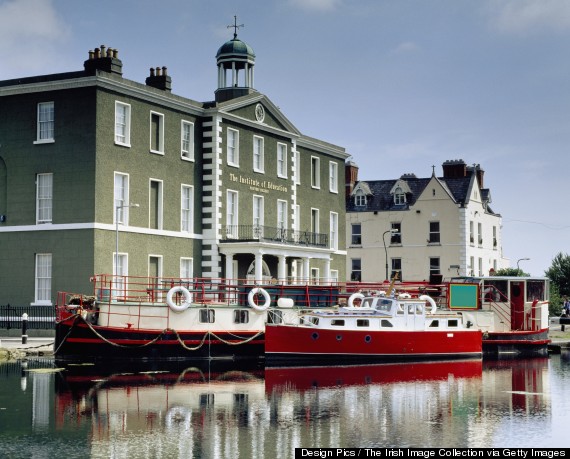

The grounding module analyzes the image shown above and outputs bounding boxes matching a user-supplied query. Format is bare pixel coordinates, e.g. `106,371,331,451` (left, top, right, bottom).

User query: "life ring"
419,295,437,314
166,286,193,312
348,292,364,308
248,287,271,311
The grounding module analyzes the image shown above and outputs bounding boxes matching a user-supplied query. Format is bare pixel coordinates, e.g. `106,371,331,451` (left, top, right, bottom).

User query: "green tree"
493,268,529,277
545,252,570,297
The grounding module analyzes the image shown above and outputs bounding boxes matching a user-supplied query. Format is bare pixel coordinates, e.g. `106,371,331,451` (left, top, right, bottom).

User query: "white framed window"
311,156,320,189
330,270,339,283
469,221,474,244
227,128,239,167
394,187,405,205
478,258,483,276
253,136,264,172
149,179,163,230
470,256,475,276
253,195,264,237
311,208,320,234
36,173,53,224
311,268,320,285
351,258,362,281
355,190,366,206
114,172,129,225
277,199,287,231
429,257,440,275
330,212,338,250
34,253,52,305
35,102,54,143
351,223,362,245
113,253,128,295
150,111,165,154
181,185,194,233
226,190,238,238
180,258,194,280
277,143,287,178
391,222,402,244
391,258,402,282
114,101,131,146
478,222,483,245
181,120,194,161
429,221,440,244
293,204,300,233
329,161,338,193
294,150,301,185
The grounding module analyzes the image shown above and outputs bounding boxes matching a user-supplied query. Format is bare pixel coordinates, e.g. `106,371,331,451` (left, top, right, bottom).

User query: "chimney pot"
88,50,94,60
94,48,100,59
149,67,155,76
106,48,113,58
113,49,118,58
100,45,106,56
156,67,161,76
162,66,167,76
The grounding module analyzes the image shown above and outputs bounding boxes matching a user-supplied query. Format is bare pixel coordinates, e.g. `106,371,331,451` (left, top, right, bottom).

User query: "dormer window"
355,190,367,206
394,187,406,205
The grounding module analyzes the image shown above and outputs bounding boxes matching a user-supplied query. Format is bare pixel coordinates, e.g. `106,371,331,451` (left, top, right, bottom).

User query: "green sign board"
449,283,479,309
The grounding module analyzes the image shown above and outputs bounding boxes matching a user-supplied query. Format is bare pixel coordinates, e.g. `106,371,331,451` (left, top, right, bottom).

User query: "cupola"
215,17,257,103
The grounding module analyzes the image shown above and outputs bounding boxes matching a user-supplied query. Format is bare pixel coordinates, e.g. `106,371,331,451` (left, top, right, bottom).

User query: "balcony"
221,225,329,248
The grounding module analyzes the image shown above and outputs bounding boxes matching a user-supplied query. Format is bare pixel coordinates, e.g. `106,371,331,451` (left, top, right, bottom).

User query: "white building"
345,159,508,282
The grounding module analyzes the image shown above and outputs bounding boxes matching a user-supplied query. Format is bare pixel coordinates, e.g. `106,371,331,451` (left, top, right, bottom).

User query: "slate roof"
347,173,498,215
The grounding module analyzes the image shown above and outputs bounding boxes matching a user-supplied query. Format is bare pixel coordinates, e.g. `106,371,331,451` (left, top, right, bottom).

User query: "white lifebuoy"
166,286,193,312
248,287,271,311
348,292,365,308
419,295,437,314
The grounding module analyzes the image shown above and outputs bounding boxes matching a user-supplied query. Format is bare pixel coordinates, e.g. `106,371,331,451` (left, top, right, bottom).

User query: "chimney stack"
84,45,123,75
442,159,467,178
345,160,359,199
145,66,172,92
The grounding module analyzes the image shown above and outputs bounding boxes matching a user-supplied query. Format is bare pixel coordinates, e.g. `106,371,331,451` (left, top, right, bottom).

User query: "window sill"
115,141,131,148
181,154,195,162
33,139,55,145
31,302,52,306
150,149,165,156
253,168,265,174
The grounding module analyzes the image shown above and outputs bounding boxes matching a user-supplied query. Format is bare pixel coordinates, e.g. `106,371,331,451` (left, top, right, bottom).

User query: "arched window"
354,190,366,206
394,187,405,205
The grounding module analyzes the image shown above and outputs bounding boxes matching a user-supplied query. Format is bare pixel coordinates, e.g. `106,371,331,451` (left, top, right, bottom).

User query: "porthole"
364,335,372,343
336,335,342,341
311,332,319,340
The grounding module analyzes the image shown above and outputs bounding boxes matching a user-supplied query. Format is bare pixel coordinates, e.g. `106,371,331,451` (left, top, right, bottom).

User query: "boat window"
376,299,393,313
380,319,393,328
415,304,424,315
407,304,415,314
199,309,215,323
233,309,249,324
267,310,283,324
357,319,369,327
527,281,545,302
362,298,373,308
310,317,320,325
200,394,214,406
483,280,508,302
448,319,458,327
397,305,404,315
331,319,345,326
429,320,439,328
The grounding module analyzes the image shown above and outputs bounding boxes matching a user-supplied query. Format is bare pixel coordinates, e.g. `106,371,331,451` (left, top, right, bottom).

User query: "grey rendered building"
0,34,348,306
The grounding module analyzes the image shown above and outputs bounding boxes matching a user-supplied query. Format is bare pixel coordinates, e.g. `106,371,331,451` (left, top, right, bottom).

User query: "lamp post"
115,203,139,277
383,228,398,281
516,257,530,272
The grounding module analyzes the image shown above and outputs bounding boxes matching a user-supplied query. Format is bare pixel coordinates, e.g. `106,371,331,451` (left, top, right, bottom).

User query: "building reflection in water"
48,358,550,454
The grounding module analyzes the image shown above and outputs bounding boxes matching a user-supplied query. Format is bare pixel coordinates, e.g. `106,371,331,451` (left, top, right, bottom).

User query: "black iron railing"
0,304,55,330
221,225,329,248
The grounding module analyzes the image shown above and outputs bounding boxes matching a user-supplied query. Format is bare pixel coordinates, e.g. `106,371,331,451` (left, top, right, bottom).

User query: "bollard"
21,313,28,345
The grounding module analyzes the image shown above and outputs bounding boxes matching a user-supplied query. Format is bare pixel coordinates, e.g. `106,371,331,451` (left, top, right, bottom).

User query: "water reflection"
0,356,560,457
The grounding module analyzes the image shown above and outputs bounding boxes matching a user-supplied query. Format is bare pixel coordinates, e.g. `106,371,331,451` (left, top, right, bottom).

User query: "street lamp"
516,257,530,271
383,228,398,281
115,203,139,277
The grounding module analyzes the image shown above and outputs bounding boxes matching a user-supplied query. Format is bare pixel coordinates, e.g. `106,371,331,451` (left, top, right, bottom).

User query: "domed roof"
216,36,255,59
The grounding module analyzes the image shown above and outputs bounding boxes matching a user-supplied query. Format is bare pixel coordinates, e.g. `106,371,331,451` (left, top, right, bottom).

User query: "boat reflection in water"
54,358,550,453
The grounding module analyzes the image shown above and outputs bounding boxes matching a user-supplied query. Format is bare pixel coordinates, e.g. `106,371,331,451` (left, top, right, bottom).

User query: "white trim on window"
294,150,301,185
149,179,163,230
180,257,194,280
150,111,165,154
329,161,338,193
33,253,52,305
253,195,264,235
277,199,288,231
227,128,239,167
36,173,53,224
181,184,194,233
34,102,54,144
277,143,287,178
226,190,239,238
311,156,320,189
181,120,195,161
114,172,130,225
253,135,264,173
114,101,131,147
330,212,338,251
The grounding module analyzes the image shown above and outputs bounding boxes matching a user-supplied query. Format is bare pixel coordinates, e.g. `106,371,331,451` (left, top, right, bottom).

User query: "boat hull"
265,324,482,364
482,329,550,357
54,315,265,362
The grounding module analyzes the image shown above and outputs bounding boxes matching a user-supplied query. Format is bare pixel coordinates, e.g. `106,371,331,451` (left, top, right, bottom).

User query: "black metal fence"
0,305,55,330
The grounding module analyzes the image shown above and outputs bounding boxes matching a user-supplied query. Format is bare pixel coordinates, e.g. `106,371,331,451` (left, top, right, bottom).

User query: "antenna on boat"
388,272,399,298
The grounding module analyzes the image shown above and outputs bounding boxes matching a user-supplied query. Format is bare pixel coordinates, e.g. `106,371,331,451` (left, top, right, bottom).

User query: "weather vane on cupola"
228,15,244,39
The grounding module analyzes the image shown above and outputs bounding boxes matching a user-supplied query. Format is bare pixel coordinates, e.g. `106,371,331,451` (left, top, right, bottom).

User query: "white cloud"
288,0,342,13
0,0,70,77
390,41,420,55
487,0,570,34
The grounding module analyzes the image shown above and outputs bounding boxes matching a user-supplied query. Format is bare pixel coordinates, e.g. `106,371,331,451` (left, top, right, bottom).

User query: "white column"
251,67,254,88
323,258,331,285
303,257,310,284
232,62,237,87
244,63,250,87
225,253,234,281
278,255,287,283
255,252,263,283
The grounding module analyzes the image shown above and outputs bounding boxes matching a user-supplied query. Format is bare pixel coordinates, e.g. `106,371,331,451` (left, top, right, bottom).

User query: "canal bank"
0,337,54,360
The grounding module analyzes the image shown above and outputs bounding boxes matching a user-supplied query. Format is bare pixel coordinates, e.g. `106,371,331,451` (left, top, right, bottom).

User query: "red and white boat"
265,293,483,364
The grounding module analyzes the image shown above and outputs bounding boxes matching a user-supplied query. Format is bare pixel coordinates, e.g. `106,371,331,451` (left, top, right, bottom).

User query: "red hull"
265,324,482,364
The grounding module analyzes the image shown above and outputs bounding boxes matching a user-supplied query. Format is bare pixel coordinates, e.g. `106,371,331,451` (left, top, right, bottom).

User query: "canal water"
0,355,569,458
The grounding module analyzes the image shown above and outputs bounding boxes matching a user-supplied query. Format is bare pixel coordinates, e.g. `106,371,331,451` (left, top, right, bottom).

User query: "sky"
0,0,568,277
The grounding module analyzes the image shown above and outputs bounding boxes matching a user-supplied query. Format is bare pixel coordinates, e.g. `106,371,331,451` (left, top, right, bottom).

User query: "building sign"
229,173,288,194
